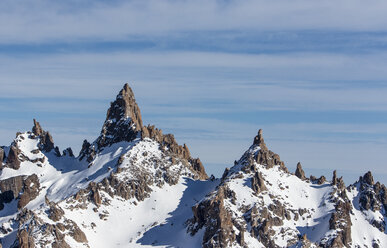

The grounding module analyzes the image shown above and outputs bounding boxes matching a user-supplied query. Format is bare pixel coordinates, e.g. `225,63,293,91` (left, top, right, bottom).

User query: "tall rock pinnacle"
253,129,267,150
250,129,287,172
31,119,56,153
32,119,43,136
295,162,306,180
96,83,143,148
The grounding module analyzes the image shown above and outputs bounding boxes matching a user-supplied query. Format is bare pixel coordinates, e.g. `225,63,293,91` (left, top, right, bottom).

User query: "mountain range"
0,84,386,248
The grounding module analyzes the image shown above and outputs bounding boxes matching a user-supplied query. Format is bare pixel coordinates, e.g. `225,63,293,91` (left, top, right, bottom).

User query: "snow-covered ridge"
187,130,387,248
0,83,210,247
0,84,386,248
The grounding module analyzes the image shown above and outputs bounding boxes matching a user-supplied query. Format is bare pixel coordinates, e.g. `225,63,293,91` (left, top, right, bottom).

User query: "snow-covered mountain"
0,84,386,248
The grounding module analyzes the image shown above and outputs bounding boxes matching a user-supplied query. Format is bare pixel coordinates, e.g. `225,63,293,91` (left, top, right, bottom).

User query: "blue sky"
1,0,387,184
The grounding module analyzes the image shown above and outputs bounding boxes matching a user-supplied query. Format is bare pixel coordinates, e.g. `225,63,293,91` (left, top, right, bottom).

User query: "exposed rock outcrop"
62,147,74,157
32,119,43,136
295,162,306,180
0,147,4,164
325,171,352,247
251,171,267,194
317,176,326,185
142,125,208,180
328,199,352,247
0,175,24,209
96,83,143,148
17,209,87,247
18,228,35,248
48,202,65,222
89,182,102,207
252,130,287,172
18,174,40,209
355,171,387,232
0,174,40,210
361,171,375,185
5,145,21,170
32,119,58,154
190,185,239,248
332,170,338,185
78,139,96,163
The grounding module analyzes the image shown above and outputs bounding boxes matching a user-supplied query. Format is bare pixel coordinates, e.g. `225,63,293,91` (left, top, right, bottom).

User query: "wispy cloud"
2,51,387,112
1,0,387,185
1,0,387,44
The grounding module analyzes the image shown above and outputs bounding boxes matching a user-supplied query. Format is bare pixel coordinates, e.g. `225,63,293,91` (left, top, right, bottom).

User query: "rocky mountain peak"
253,129,267,150
251,129,286,172
360,171,375,185
96,83,143,148
114,83,143,125
31,119,56,153
1,85,386,248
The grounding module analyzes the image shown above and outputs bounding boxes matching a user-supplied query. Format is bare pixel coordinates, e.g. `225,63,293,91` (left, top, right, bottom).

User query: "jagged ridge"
0,84,386,248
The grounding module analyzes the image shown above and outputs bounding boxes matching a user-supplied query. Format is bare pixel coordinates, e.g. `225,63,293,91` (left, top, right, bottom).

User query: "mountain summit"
97,83,143,148
0,83,386,247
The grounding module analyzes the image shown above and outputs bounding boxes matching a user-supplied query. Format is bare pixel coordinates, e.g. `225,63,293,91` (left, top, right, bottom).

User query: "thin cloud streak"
1,0,387,43
2,50,387,112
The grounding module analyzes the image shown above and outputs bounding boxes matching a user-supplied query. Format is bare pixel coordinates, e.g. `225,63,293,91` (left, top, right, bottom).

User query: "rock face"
295,162,306,180
142,125,208,180
251,171,266,194
18,228,35,248
253,129,267,150
190,185,238,248
0,175,24,209
252,130,287,171
354,171,387,233
32,119,43,136
5,145,21,170
78,139,96,163
96,83,143,148
17,208,87,247
0,147,4,163
187,129,387,248
327,179,352,247
18,174,40,209
188,129,292,248
32,119,57,153
0,174,40,210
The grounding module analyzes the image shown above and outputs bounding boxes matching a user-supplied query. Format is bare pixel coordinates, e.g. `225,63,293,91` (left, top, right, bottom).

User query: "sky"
1,0,387,184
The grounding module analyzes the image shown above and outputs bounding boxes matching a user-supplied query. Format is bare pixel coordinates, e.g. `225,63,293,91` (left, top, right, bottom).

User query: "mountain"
0,84,386,248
